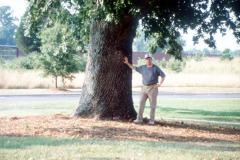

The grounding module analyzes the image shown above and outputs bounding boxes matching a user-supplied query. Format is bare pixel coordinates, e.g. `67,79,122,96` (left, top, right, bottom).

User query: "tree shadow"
154,119,240,135
153,104,240,123
159,106,240,118
140,105,240,130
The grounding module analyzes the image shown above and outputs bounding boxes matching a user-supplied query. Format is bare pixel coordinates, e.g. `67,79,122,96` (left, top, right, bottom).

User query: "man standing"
123,53,166,124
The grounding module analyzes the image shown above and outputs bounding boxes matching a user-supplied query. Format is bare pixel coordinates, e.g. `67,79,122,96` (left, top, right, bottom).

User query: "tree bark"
73,17,138,120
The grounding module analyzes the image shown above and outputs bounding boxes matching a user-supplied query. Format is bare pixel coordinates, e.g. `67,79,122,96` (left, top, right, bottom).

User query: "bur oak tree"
26,0,240,120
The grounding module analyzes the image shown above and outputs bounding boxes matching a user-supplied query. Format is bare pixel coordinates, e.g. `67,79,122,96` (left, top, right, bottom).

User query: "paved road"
0,93,240,102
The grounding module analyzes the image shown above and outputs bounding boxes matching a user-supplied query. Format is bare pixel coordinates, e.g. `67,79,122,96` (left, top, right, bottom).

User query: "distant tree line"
0,6,18,45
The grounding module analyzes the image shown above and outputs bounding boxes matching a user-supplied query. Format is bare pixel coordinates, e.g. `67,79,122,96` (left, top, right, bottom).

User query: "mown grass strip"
0,136,239,160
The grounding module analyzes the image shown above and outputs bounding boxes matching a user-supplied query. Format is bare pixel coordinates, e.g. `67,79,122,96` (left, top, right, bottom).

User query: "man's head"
144,53,152,59
144,53,153,67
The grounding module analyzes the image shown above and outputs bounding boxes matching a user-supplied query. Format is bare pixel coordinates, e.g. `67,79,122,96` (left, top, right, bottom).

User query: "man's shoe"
149,121,155,125
133,119,143,124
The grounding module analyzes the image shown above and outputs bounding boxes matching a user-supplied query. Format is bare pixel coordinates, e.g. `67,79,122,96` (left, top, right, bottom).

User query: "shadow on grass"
0,136,239,152
154,105,240,122
142,105,240,129
155,120,240,135
159,106,240,117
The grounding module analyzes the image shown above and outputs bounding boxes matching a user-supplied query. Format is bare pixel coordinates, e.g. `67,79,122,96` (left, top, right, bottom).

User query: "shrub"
136,57,147,67
159,58,167,68
194,52,203,61
167,57,185,73
0,58,5,66
2,52,41,70
220,49,233,61
3,57,28,70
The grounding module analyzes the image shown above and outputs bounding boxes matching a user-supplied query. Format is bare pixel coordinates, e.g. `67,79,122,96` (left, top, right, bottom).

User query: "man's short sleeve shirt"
136,65,165,85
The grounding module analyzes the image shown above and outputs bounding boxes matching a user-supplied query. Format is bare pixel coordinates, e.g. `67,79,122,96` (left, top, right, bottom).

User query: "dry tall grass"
0,68,85,89
0,69,52,89
0,57,239,89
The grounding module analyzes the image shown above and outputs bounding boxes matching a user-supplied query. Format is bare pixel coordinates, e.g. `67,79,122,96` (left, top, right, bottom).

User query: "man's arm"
154,76,165,88
159,76,165,85
123,57,136,71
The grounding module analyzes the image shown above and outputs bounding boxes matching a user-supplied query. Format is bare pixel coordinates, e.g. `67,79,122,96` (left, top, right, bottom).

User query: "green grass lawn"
0,136,239,160
1,99,239,127
146,99,240,128
0,101,77,117
0,99,239,160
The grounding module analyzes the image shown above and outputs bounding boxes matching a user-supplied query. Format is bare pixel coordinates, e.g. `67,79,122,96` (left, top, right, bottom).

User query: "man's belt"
144,83,156,86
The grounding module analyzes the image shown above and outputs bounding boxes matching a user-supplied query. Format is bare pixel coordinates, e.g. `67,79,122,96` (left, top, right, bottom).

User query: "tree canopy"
16,12,41,54
0,6,18,45
26,0,240,59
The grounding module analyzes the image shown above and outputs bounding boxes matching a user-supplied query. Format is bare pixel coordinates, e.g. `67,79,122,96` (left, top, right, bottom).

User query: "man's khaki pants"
137,84,158,121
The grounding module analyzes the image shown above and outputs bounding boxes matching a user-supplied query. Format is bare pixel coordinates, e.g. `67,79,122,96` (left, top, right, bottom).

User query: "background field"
0,57,240,89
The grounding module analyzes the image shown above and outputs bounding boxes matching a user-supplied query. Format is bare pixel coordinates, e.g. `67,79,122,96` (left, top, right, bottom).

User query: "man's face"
145,57,152,66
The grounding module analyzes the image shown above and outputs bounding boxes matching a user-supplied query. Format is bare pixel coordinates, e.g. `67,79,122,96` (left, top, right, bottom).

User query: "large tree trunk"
73,17,138,120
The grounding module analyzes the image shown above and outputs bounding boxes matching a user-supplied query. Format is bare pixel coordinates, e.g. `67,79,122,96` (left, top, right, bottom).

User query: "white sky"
0,0,28,20
1,0,239,51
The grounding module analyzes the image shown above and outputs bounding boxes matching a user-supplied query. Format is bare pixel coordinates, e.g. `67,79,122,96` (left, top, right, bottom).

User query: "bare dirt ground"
0,114,239,143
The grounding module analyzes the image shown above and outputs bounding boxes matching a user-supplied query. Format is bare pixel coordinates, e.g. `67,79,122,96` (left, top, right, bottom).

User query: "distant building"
1,46,219,63
0,45,25,60
132,52,171,64
132,52,220,64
